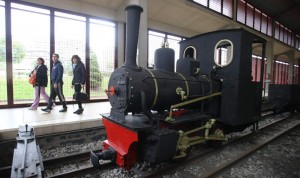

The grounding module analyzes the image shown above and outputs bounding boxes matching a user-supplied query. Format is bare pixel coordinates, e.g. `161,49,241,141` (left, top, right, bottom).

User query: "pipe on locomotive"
123,5,143,69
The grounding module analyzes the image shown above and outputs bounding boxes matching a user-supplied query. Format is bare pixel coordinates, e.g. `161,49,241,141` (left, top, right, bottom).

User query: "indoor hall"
1,0,300,177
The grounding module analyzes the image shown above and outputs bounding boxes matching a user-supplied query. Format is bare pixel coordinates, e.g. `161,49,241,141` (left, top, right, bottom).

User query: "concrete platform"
0,102,111,140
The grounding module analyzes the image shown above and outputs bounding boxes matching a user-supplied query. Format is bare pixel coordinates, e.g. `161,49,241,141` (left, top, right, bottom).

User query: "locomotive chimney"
123,5,143,69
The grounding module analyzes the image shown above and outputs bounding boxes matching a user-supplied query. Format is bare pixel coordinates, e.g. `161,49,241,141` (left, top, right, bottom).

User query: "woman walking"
71,55,86,114
29,57,50,110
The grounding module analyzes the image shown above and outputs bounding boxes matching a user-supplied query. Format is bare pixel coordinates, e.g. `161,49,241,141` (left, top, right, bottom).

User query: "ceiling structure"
246,0,300,35
76,0,300,61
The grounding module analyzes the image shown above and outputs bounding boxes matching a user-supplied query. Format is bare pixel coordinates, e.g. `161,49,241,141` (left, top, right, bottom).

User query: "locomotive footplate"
101,113,152,131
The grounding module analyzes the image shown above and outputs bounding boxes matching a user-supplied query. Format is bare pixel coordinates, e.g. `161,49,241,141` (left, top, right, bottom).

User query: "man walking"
42,53,67,113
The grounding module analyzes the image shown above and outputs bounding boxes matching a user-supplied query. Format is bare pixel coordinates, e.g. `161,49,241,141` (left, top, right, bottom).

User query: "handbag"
29,75,36,85
73,85,88,102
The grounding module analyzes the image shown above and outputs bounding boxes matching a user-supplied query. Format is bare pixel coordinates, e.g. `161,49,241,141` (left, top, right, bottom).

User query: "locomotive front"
106,6,214,119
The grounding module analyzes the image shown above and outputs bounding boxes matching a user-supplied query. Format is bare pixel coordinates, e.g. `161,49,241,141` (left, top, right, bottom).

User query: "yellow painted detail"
173,119,227,159
166,92,221,121
177,73,189,97
145,69,158,108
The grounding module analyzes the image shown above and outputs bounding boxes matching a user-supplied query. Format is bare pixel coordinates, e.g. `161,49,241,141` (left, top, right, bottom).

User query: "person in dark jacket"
71,55,86,114
42,53,67,113
29,57,50,110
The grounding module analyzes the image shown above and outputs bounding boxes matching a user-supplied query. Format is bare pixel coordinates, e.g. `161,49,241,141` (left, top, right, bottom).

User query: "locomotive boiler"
91,4,266,170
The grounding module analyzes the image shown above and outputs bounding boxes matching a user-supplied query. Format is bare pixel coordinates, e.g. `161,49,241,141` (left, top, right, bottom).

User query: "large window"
0,0,6,105
148,30,183,69
167,34,182,69
11,3,50,104
1,1,117,107
193,0,233,18
293,65,299,84
251,55,267,83
89,19,115,99
251,42,266,87
55,12,86,101
272,60,289,84
236,0,299,49
237,0,272,36
148,31,165,67
296,35,300,50
214,40,233,67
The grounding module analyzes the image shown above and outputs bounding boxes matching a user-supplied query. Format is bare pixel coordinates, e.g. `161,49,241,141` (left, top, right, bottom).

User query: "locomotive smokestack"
123,5,143,68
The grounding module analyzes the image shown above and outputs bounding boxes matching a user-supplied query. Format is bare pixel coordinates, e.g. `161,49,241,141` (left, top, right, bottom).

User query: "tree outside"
90,51,102,90
0,38,26,63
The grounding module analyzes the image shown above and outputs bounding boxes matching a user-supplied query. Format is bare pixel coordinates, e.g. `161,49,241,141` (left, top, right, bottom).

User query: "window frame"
214,39,234,67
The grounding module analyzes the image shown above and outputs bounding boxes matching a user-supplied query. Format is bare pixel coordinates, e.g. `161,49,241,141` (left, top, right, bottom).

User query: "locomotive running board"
166,92,222,122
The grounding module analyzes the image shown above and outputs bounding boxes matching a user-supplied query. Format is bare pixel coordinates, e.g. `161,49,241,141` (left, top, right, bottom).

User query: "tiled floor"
0,102,111,140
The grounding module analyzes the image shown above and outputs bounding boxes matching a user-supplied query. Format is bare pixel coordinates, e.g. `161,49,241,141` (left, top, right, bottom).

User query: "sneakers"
73,108,84,114
41,107,51,113
28,107,37,110
59,107,68,112
41,107,67,113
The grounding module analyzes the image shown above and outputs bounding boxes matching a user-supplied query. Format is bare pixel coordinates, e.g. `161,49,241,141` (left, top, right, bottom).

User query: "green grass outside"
0,76,109,103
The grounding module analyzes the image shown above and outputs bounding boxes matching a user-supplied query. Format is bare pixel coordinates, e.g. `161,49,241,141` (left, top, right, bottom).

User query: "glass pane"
261,14,267,34
254,9,261,31
274,22,280,39
149,30,165,38
193,0,208,7
280,25,284,42
237,0,246,24
267,17,272,36
209,0,221,13
90,18,116,100
167,35,181,70
246,4,254,28
55,12,86,101
251,56,257,81
148,32,165,67
11,4,50,104
0,1,6,105
294,65,299,84
12,3,49,14
223,0,233,17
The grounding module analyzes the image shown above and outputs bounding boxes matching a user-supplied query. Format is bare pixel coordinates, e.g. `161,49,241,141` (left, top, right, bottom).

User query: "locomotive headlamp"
105,86,116,96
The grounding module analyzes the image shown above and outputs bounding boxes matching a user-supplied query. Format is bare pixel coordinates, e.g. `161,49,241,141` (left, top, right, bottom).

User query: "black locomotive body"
91,5,266,170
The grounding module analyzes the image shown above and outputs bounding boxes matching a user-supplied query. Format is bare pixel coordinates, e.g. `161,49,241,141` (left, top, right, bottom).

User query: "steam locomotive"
90,4,266,170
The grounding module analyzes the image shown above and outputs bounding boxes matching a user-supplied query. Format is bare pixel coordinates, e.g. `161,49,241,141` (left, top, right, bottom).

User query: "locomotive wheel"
206,124,224,148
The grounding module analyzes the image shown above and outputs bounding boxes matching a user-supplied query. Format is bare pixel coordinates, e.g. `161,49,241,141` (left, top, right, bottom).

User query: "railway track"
44,151,114,178
57,111,289,178
0,150,114,178
0,127,106,178
142,114,300,178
